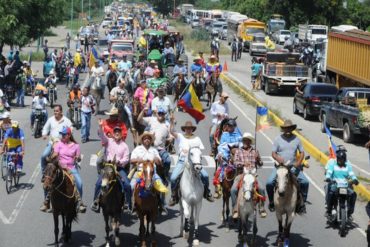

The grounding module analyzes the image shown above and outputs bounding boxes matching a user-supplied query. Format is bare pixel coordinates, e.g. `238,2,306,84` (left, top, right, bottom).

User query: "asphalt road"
0,60,367,247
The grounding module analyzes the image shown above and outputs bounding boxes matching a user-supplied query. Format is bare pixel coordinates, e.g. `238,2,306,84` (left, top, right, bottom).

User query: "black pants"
237,49,242,59
231,50,237,61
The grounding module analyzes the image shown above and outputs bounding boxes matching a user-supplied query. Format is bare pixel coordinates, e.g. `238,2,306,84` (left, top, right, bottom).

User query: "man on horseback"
144,60,157,78
230,132,267,219
117,55,132,82
172,58,188,88
205,55,223,96
191,56,206,93
209,92,229,153
133,80,154,110
151,87,173,123
130,131,168,214
325,145,358,221
266,119,309,214
109,78,133,129
91,121,131,213
213,118,242,199
168,120,214,206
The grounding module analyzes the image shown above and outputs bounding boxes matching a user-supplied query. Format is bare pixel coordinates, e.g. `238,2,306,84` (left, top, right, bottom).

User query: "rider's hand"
42,135,48,140
325,178,332,183
352,179,359,186
20,151,25,157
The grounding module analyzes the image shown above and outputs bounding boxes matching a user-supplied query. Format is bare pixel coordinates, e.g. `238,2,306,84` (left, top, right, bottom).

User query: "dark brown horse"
132,97,146,146
43,160,78,245
134,161,158,247
107,70,118,93
205,71,220,107
191,72,204,101
100,161,124,246
174,73,187,102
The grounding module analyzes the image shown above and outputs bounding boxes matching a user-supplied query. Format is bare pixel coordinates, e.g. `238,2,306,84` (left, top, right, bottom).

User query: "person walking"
66,33,71,50
231,38,237,62
237,38,243,59
80,87,95,143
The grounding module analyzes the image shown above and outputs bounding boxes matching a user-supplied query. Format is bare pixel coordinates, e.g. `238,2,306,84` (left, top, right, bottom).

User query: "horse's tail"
71,201,79,223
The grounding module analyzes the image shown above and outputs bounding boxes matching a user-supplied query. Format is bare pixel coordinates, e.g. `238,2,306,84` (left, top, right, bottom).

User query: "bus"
179,3,193,21
238,19,266,51
267,14,286,36
189,9,210,21
226,14,248,45
209,9,223,20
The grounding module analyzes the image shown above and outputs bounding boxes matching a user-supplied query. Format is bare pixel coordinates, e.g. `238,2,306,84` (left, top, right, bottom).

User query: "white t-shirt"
175,133,204,154
151,96,173,115
32,96,48,110
91,66,104,77
80,95,95,113
110,86,128,100
142,117,169,149
131,145,161,171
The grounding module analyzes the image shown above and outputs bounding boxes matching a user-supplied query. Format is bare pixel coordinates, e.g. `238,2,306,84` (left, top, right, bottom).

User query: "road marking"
229,98,367,238
348,159,370,177
0,164,41,224
90,154,98,166
261,156,275,163
170,154,215,168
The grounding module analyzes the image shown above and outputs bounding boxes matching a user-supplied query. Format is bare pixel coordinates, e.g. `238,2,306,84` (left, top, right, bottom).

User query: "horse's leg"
276,212,284,245
151,214,157,247
179,200,184,237
113,217,120,246
182,199,191,240
284,212,294,245
252,209,258,247
53,212,59,245
192,202,202,247
61,213,66,241
225,193,230,231
238,217,243,242
139,215,146,247
206,92,211,107
222,193,225,223
104,213,110,245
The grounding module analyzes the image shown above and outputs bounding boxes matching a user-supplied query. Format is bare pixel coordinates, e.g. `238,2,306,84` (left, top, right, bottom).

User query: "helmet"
227,119,237,127
336,145,347,163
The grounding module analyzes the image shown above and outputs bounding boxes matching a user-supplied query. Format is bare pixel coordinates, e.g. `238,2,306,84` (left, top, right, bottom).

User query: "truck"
320,87,370,143
267,14,286,36
298,24,328,43
316,29,370,88
179,3,194,22
261,52,309,95
237,19,265,52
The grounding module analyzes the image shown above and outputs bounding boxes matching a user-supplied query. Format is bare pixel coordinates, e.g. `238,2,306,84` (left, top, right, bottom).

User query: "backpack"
232,42,237,51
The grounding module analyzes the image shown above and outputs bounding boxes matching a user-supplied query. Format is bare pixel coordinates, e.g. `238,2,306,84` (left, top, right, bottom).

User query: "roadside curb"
220,72,370,201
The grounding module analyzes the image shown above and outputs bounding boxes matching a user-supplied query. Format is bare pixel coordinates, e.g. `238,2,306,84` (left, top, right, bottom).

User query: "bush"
44,29,57,37
19,51,45,62
190,28,210,41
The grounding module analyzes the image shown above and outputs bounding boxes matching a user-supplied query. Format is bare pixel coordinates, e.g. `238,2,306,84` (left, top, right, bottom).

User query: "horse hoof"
225,228,230,233
192,239,200,246
114,237,120,246
183,230,189,240
141,241,147,247
105,242,110,247
152,240,157,247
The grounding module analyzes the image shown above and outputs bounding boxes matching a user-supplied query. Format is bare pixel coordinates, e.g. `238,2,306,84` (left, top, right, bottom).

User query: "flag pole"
254,106,258,150
176,79,192,104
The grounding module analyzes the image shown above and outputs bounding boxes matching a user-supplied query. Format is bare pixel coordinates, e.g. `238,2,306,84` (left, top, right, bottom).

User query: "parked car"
101,17,113,28
293,83,338,119
320,87,370,142
210,21,226,37
218,25,228,40
249,33,267,56
191,18,200,29
79,26,99,45
273,30,291,44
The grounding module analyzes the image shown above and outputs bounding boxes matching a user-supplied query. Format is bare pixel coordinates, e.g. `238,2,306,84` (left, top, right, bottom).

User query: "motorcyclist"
44,70,58,102
325,145,359,221
30,91,48,130
23,61,36,89
43,56,55,78
66,84,82,120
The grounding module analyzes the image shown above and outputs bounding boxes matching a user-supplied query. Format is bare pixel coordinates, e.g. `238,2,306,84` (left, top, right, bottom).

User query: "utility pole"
70,0,74,34
81,0,84,26
88,0,91,19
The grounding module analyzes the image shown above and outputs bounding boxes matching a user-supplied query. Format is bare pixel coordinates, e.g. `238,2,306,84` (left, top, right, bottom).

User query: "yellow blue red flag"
256,106,270,131
177,84,205,123
88,47,99,69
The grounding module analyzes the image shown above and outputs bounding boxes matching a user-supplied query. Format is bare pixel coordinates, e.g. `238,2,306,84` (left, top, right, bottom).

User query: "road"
0,27,368,246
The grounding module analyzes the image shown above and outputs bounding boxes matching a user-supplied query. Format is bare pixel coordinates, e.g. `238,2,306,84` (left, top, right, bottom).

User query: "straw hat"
210,55,216,59
280,119,297,130
181,121,197,132
149,60,157,64
242,132,254,143
140,131,155,144
105,107,119,116
193,56,201,62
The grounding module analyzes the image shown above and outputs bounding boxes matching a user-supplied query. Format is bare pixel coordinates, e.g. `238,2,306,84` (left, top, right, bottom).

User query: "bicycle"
4,152,20,194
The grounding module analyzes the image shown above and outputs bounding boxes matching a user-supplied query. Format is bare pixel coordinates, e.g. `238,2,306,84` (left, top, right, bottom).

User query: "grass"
63,14,105,35
44,29,57,37
170,19,231,56
19,51,45,62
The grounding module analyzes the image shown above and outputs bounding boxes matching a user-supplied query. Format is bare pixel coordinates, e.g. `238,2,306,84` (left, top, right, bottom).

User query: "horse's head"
275,163,290,197
142,161,155,190
187,146,203,174
243,168,256,201
101,162,118,195
43,160,61,192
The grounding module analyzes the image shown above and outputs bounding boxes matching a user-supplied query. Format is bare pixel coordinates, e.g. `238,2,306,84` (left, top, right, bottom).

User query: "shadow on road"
47,230,96,247
266,230,313,246
7,182,34,194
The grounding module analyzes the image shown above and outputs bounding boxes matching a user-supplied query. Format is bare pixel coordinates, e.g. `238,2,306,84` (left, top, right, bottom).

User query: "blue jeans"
266,167,309,204
158,149,171,181
41,143,52,198
81,111,91,141
8,146,23,170
70,168,83,198
170,155,209,190
326,184,356,215
30,110,48,127
16,88,25,106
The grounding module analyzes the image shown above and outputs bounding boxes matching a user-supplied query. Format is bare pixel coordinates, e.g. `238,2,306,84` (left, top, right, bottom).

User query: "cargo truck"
298,24,328,43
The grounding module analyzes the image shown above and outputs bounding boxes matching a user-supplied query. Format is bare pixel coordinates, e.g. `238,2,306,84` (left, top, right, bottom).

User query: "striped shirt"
233,147,260,170
325,159,357,186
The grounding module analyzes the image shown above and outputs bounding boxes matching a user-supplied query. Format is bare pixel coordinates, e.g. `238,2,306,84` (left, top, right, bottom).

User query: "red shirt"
199,57,206,67
102,119,128,140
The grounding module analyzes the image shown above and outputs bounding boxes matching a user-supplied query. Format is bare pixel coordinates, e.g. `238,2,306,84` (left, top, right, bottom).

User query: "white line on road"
229,98,367,238
90,154,98,166
0,164,41,224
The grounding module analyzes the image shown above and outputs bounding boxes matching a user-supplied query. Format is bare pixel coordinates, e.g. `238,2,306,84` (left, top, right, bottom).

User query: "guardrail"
220,72,370,201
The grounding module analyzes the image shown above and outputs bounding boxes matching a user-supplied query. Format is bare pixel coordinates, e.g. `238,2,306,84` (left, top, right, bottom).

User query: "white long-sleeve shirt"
42,116,72,142
210,100,229,124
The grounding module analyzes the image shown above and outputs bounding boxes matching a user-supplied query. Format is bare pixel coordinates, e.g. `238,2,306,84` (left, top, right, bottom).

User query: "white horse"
179,146,204,246
90,76,104,115
274,163,298,247
238,168,258,246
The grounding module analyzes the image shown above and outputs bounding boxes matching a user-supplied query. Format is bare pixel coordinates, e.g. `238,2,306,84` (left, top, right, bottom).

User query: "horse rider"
30,90,48,131
105,57,118,84
205,55,223,93
214,118,242,199
151,87,173,123
138,106,172,181
96,107,128,172
89,60,105,98
172,58,188,87
168,120,214,206
0,120,25,173
144,60,157,79
117,54,132,81
266,119,309,214
210,37,220,58
130,131,168,214
162,41,175,65
230,132,267,219
40,105,73,211
91,121,132,213
190,56,205,91
44,70,58,101
134,79,154,111
325,145,358,221
23,61,36,89
138,33,147,54
209,92,229,152
109,78,133,129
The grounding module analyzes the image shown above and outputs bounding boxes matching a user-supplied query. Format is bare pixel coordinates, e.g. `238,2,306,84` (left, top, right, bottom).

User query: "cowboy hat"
193,56,201,62
242,132,254,143
220,92,229,98
177,58,184,62
105,107,119,116
181,121,197,132
149,60,157,64
140,131,155,144
210,55,216,59
280,119,297,130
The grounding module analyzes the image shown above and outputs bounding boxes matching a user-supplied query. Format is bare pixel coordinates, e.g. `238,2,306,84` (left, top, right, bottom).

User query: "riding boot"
75,191,86,213
295,191,306,215
203,185,214,202
168,189,179,206
213,184,222,199
40,193,51,212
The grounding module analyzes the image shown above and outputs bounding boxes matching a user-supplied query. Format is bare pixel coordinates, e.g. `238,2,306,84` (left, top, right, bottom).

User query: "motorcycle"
4,84,15,105
33,108,45,138
47,83,57,107
70,100,81,129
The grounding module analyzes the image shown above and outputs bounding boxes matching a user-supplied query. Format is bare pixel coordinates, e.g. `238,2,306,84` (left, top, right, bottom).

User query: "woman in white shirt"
168,119,214,206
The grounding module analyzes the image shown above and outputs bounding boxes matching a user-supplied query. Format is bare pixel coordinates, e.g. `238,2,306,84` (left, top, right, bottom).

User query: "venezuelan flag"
177,84,205,123
256,106,270,131
88,47,99,69
325,124,337,159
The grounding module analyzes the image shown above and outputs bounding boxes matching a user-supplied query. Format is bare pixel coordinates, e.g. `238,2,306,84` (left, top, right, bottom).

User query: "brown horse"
205,71,220,107
174,73,187,102
132,97,146,146
191,72,204,101
134,161,158,247
43,160,78,245
107,70,118,93
100,161,124,246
